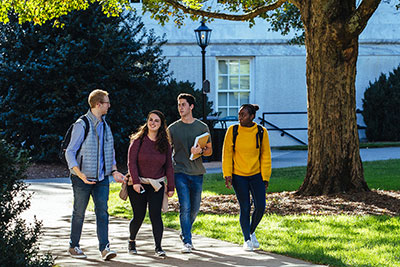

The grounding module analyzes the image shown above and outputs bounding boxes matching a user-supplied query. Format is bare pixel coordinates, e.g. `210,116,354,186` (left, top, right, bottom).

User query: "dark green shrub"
0,5,213,164
0,139,53,266
362,65,400,141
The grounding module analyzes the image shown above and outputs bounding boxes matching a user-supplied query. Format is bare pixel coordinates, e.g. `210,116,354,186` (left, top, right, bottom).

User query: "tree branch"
346,0,381,37
164,0,288,21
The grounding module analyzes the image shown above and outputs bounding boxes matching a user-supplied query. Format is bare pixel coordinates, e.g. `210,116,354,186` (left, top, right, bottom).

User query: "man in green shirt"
167,93,212,253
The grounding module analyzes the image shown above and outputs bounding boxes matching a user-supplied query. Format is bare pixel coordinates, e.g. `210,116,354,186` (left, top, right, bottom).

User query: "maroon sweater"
127,136,174,192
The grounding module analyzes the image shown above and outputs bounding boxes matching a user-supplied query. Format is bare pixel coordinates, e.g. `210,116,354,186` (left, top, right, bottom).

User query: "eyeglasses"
101,101,110,104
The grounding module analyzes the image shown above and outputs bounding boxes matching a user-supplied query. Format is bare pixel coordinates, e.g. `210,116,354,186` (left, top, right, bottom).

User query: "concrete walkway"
24,147,400,266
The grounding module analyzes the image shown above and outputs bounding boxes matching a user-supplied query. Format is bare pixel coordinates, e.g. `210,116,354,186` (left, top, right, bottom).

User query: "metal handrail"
260,110,366,145
258,116,307,145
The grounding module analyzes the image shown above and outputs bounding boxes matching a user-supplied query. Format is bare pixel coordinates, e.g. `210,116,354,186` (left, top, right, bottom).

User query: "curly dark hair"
130,110,171,154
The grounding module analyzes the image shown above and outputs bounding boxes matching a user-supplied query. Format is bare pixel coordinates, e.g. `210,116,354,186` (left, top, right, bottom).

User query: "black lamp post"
194,20,212,122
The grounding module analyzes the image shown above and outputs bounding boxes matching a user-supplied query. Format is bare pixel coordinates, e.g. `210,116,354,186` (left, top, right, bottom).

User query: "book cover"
189,132,210,161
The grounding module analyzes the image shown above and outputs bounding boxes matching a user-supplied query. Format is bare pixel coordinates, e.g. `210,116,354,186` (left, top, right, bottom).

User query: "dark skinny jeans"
232,173,266,242
127,182,164,249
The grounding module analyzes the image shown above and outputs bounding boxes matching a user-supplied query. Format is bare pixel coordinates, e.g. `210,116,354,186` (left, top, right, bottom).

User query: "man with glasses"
65,89,125,260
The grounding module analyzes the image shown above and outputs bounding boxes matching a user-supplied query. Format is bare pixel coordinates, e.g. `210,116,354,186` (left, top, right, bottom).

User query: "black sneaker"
128,241,137,255
155,247,166,257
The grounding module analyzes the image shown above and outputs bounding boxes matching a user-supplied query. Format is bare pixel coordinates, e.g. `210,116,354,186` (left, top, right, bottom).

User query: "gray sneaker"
181,243,192,253
250,232,260,249
101,244,117,260
243,240,254,251
68,246,87,259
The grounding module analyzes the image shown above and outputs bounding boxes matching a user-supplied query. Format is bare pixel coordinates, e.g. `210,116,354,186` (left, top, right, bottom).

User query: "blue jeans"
69,175,110,251
232,173,266,242
175,173,203,245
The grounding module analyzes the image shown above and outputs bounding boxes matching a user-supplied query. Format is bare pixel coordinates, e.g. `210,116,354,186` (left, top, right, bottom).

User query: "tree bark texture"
297,0,370,195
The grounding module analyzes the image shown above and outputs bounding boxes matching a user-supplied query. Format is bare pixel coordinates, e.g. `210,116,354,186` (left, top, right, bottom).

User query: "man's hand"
264,180,269,191
225,176,232,189
167,191,174,197
81,175,96,185
72,166,96,184
191,144,203,155
112,171,125,183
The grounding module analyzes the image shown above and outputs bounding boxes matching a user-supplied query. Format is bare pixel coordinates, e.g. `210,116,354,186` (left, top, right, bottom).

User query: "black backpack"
59,115,90,165
232,124,264,152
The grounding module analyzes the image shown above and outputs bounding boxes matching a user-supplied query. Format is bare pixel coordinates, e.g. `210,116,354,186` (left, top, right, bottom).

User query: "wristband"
111,170,118,174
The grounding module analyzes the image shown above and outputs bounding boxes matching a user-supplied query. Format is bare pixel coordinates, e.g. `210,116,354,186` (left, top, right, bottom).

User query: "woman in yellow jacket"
222,104,271,251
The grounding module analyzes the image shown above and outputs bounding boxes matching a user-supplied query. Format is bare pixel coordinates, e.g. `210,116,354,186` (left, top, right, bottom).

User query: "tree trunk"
297,0,370,195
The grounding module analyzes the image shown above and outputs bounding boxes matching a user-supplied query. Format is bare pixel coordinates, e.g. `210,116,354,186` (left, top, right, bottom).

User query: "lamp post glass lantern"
194,21,212,122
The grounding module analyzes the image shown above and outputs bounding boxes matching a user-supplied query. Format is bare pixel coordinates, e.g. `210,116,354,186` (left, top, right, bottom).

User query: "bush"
362,65,400,141
0,139,53,266
0,5,214,164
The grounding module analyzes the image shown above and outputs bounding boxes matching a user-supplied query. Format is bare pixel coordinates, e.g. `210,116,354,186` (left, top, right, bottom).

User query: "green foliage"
0,5,213,164
262,2,304,44
0,139,53,266
0,0,131,25
362,65,400,141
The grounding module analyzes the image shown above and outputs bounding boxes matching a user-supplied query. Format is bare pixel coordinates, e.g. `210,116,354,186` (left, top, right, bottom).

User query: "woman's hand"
225,176,232,189
133,184,144,194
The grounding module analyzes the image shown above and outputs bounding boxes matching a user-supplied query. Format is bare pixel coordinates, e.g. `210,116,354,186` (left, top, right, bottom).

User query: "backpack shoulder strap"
256,125,264,149
79,115,90,141
232,124,239,152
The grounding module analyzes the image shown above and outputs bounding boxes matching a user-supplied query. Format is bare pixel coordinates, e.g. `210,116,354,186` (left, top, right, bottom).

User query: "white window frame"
215,57,253,119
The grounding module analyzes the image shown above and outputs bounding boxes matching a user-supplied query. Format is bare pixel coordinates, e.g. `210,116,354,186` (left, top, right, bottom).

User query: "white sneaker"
250,232,260,249
181,243,192,253
243,240,253,251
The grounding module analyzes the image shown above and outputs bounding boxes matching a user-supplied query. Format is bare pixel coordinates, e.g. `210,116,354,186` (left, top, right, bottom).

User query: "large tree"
1,0,393,195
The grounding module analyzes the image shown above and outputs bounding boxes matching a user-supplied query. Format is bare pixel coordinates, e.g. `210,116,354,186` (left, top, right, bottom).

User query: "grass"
105,159,400,266
273,141,400,151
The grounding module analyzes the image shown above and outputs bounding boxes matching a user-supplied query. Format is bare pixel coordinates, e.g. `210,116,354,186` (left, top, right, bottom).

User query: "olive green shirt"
168,119,210,175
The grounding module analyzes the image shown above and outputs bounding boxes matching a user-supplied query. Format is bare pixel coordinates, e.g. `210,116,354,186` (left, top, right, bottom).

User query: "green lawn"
106,159,400,266
273,141,400,150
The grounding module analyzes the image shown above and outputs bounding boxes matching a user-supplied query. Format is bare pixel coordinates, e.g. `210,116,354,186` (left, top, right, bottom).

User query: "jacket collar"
86,109,106,127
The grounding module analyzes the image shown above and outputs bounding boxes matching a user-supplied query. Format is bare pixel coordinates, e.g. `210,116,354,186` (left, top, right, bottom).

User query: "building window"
217,59,251,118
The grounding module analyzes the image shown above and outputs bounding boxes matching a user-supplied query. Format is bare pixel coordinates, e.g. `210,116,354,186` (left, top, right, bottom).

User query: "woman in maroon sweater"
127,110,174,257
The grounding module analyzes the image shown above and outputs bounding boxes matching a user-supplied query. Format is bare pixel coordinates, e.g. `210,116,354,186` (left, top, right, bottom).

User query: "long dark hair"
130,110,171,154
